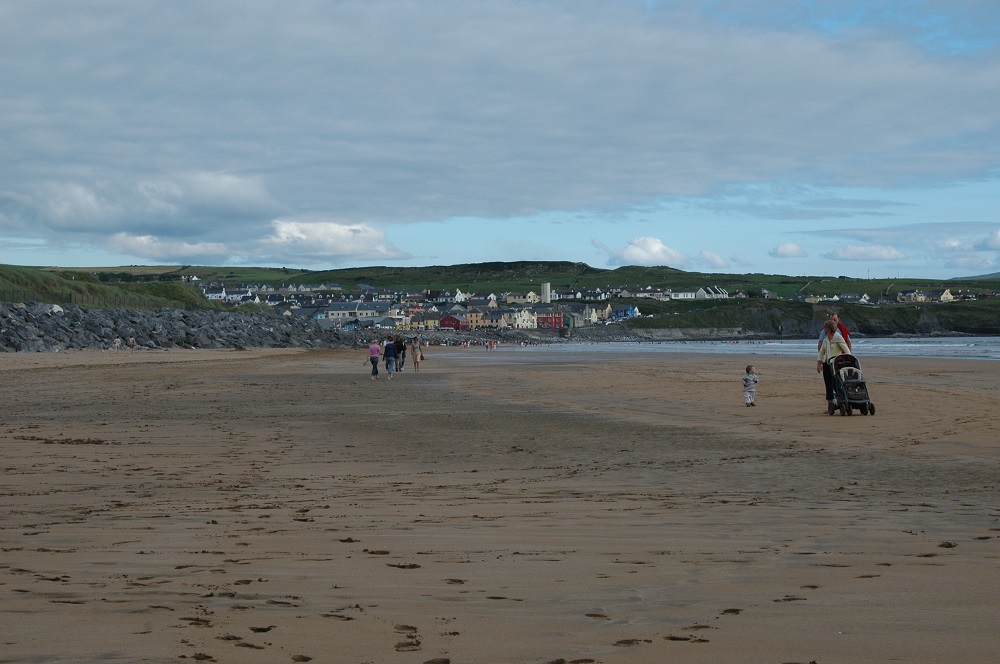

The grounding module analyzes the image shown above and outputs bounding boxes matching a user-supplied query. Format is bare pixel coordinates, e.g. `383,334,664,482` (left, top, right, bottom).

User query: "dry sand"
1,346,998,663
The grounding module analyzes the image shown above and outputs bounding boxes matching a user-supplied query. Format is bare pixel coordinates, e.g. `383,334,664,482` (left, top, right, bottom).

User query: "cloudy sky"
3,1,999,279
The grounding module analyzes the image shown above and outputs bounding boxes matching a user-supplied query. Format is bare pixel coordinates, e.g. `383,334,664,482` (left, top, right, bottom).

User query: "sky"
2,0,1000,280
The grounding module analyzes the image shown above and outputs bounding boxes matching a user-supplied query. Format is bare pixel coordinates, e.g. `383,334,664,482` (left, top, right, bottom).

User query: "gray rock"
0,303,349,353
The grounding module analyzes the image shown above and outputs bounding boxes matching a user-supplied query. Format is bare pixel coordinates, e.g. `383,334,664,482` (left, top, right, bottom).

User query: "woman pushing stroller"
817,319,851,415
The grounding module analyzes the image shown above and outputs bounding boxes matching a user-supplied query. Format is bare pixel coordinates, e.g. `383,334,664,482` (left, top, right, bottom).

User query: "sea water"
534,336,1000,361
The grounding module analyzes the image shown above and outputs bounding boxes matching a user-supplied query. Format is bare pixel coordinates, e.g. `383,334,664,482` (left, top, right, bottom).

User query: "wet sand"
2,347,999,663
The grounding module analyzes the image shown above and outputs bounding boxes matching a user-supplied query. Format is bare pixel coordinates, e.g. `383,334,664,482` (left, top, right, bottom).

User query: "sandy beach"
2,346,998,663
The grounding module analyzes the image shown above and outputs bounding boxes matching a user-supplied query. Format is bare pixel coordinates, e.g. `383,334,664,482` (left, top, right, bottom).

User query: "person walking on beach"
409,337,422,373
382,338,397,379
368,340,382,379
113,336,122,352
818,311,852,353
742,364,759,407
395,335,407,372
817,319,851,414
127,336,136,353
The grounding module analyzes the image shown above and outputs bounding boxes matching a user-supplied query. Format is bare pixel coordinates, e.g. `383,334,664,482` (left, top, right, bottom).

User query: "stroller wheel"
860,403,869,416
828,403,836,416
846,405,853,416
839,403,847,416
869,403,876,415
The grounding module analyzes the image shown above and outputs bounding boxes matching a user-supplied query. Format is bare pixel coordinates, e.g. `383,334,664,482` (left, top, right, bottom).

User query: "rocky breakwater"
0,302,349,352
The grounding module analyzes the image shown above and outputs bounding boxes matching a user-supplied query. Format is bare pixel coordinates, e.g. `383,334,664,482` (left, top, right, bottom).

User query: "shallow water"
519,336,1000,361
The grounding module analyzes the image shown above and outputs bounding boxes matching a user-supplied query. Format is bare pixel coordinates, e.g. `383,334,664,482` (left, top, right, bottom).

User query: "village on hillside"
190,277,969,332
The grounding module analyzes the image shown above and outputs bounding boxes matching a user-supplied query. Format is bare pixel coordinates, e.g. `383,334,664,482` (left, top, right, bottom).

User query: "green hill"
44,261,1000,300
1,265,213,310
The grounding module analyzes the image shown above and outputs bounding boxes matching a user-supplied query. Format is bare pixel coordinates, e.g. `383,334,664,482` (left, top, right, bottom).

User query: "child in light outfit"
742,364,759,407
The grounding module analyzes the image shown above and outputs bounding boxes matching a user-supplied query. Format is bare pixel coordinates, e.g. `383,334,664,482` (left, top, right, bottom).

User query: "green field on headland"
41,260,1000,298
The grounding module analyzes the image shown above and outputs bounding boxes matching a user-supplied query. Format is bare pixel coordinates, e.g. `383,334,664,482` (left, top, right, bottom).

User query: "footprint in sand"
235,641,265,650
394,639,421,652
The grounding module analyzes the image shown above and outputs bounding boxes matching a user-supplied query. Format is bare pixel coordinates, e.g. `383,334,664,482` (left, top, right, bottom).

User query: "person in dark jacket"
382,338,397,379
395,335,407,372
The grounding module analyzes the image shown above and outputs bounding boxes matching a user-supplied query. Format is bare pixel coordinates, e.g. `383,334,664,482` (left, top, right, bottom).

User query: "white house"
696,286,729,299
507,308,538,329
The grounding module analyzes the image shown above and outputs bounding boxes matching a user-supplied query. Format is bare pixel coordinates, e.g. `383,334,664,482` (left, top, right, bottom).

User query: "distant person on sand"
742,364,759,407
368,340,382,380
127,336,136,353
818,312,851,353
382,338,397,379
395,335,406,372
113,336,122,352
817,320,851,414
409,337,421,372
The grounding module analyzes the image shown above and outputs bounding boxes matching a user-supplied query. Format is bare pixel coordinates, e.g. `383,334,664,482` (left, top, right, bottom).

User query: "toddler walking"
742,364,759,407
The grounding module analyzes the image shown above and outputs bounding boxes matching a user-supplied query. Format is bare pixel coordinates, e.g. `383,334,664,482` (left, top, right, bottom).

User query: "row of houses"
197,279,971,333
199,282,731,311
795,288,961,305
275,300,643,331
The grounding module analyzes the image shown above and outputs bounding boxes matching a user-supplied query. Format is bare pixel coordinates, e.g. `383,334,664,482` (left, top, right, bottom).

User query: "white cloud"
697,249,729,269
823,245,906,261
102,219,409,265
42,182,121,230
183,172,279,216
107,233,228,260
730,254,753,267
769,242,808,258
975,228,1000,250
597,236,687,266
260,219,408,264
944,255,997,271
937,237,967,251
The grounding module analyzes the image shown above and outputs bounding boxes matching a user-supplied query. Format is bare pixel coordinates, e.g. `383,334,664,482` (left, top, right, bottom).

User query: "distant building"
897,290,929,303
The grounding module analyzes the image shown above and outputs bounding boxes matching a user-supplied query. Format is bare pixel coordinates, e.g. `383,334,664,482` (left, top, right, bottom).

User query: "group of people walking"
367,336,423,380
741,312,855,412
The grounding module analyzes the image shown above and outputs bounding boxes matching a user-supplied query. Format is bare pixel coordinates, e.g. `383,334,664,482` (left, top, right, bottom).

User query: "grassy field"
2,265,215,310
41,261,1000,298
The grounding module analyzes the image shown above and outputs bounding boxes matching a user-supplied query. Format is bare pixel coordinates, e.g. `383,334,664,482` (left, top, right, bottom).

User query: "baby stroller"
830,354,876,416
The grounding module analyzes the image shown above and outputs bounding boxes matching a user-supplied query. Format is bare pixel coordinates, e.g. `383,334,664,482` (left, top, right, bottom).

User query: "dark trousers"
822,362,836,401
